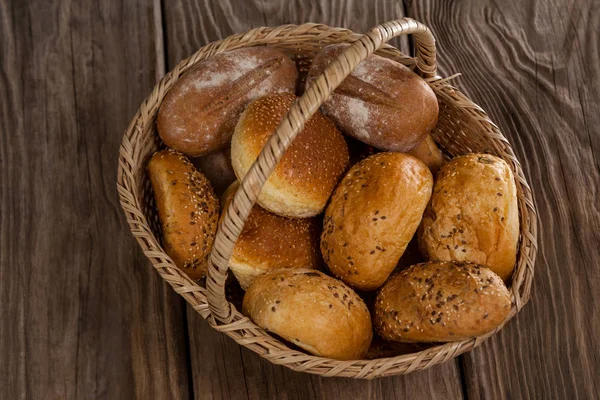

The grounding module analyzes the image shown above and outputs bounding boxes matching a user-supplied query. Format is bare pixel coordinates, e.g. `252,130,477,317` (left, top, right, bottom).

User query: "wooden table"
1,0,598,398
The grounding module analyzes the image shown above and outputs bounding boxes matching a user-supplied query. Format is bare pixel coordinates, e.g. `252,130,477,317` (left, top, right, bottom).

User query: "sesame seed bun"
374,261,511,342
231,93,350,218
418,154,519,281
321,153,433,291
147,149,219,280
242,269,372,360
220,182,322,290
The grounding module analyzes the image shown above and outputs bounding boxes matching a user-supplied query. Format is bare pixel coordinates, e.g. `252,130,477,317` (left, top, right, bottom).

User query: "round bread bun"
231,93,350,218
418,154,519,281
157,47,298,157
374,261,511,342
321,152,433,291
242,269,372,360
192,148,236,196
306,43,439,152
220,182,322,290
147,149,219,280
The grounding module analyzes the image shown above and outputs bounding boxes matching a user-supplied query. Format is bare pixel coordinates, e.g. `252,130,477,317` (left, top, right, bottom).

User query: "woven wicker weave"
117,18,537,378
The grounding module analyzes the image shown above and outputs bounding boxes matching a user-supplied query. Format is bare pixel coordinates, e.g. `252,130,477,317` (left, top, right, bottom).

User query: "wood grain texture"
407,0,600,398
164,1,463,399
0,0,190,398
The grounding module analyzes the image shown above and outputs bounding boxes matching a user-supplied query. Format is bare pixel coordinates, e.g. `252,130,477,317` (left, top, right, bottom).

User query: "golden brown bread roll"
306,44,439,152
321,153,433,291
242,269,372,360
191,148,236,196
408,134,446,175
157,47,298,157
220,182,322,290
374,261,511,342
147,149,219,279
231,93,350,218
418,154,519,281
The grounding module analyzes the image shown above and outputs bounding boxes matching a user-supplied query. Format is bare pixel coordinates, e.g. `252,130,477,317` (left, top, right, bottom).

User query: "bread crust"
157,47,298,157
231,93,349,218
321,153,433,291
147,149,219,279
408,134,446,175
242,269,372,360
221,182,322,290
374,261,511,342
307,44,439,152
418,154,519,281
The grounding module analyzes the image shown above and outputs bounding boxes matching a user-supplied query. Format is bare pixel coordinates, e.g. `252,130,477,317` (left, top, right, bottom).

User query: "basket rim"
116,20,538,379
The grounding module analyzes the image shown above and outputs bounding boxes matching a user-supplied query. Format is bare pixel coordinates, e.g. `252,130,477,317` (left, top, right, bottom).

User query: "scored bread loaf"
418,154,519,281
242,269,372,360
374,261,511,342
321,153,433,291
231,93,349,218
157,47,298,157
306,43,439,152
147,149,219,279
221,182,322,290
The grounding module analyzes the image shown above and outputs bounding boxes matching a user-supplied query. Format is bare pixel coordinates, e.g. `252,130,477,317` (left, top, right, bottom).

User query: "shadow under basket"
117,18,538,379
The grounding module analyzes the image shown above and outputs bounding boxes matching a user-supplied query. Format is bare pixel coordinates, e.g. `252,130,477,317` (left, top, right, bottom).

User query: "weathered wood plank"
407,0,600,398
0,0,190,398
164,1,464,398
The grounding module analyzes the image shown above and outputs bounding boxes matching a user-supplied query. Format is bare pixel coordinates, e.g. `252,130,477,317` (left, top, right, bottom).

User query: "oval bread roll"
231,93,349,218
418,154,519,281
147,149,219,280
242,269,372,360
408,134,446,175
191,148,236,196
221,182,322,290
374,261,511,342
321,153,433,291
306,43,439,152
157,47,298,157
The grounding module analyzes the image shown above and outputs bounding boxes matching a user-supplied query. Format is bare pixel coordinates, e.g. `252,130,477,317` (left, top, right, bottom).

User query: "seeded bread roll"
418,154,519,281
408,134,446,175
231,93,350,218
306,43,439,152
220,182,322,290
147,149,219,279
192,148,236,196
321,153,433,291
157,47,298,157
374,261,511,342
242,269,372,360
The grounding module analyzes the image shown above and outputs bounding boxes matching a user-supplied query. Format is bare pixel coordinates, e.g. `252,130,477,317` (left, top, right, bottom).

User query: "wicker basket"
117,18,538,378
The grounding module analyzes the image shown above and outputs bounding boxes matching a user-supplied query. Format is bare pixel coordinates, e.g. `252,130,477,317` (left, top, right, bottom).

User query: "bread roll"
418,154,519,281
306,44,439,152
147,149,219,279
321,153,433,291
242,269,372,360
408,134,446,175
374,261,511,342
157,47,298,157
231,93,349,218
192,148,236,196
220,182,322,290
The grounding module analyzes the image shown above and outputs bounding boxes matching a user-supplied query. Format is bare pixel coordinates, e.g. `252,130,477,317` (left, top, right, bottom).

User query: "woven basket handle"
207,18,437,323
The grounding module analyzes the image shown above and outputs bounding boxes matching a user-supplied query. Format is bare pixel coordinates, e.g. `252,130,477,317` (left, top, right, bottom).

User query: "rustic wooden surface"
1,0,598,399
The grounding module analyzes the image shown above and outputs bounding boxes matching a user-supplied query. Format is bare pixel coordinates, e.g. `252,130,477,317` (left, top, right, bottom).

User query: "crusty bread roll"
192,148,236,196
147,149,219,279
408,134,446,175
242,269,372,360
220,182,322,290
418,154,519,281
321,153,433,291
157,47,298,157
231,93,350,218
374,261,511,342
306,44,439,152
